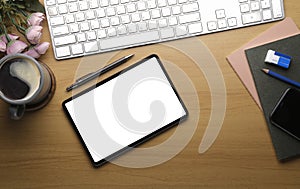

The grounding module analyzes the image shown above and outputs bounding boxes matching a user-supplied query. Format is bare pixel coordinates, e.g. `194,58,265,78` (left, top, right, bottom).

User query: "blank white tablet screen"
64,56,187,163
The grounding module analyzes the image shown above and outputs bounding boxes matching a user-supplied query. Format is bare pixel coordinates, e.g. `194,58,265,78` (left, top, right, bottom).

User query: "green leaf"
23,0,45,13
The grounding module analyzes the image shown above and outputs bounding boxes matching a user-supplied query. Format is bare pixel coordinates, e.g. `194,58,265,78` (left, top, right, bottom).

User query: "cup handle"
9,104,26,120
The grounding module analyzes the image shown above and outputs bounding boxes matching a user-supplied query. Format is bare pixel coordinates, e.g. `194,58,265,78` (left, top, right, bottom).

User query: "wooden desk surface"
1,1,300,188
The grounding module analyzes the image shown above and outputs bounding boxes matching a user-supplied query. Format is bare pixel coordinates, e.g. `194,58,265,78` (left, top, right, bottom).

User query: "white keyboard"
45,0,285,60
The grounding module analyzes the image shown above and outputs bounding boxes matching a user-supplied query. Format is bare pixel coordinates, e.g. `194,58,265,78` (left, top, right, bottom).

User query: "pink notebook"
226,18,300,109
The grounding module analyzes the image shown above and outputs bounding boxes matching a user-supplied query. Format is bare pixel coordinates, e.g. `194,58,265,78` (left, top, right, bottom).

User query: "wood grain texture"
0,1,300,188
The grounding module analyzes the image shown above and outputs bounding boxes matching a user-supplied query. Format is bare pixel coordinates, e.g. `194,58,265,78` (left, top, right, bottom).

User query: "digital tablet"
62,54,188,167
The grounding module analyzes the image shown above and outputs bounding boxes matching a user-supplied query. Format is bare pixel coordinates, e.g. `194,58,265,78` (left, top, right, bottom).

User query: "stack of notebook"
227,18,300,161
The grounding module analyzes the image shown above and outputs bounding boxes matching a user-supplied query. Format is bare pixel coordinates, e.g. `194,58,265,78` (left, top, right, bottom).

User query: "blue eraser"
265,50,291,69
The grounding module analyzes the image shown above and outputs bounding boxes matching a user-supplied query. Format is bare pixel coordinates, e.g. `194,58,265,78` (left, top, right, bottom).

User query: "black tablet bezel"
62,54,188,167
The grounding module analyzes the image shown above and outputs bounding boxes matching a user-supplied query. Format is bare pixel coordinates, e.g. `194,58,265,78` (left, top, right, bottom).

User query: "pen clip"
76,72,95,82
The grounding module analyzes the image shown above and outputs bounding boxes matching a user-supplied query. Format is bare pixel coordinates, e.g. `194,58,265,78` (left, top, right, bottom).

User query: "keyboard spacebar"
100,31,160,50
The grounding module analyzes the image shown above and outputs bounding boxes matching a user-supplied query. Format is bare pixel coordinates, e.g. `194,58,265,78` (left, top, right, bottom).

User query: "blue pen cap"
265,50,292,69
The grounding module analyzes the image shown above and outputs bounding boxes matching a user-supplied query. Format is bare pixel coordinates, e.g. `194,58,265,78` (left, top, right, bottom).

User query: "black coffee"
0,60,30,100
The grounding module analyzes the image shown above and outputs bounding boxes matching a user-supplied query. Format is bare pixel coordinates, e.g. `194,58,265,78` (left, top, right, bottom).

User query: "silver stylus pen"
66,54,134,92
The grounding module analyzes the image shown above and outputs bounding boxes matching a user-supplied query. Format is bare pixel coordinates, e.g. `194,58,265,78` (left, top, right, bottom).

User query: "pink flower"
25,26,43,44
34,42,50,54
23,42,50,58
0,34,19,43
24,47,41,58
27,12,45,26
0,40,6,52
6,40,28,54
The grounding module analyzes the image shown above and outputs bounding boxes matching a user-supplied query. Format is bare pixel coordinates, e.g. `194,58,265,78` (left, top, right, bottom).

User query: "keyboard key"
118,25,127,35
116,5,126,14
100,0,109,7
261,0,271,9
80,22,90,31
147,0,157,9
148,20,158,30
50,16,64,26
89,0,99,9
90,20,100,29
48,7,58,16
272,0,283,18
84,41,99,52
87,31,97,40
101,18,110,27
217,19,227,29
52,26,69,36
65,15,75,23
127,4,136,13
111,17,120,26
188,23,203,34
107,28,117,36
158,0,167,8
97,29,107,38
178,0,187,4
69,24,79,33
107,7,116,16
86,11,96,20
57,0,66,3
75,12,85,22
158,19,168,28
227,17,237,27
128,24,137,33
57,0,67,4
240,3,250,13
182,3,199,13
215,9,226,19
77,33,86,42
54,35,76,46
141,11,151,20
250,1,260,11
160,28,174,39
137,2,147,11
121,15,131,24
242,12,262,24
71,44,84,55
168,0,176,6
131,13,141,22
138,22,148,31
263,9,272,20
151,9,161,19
176,25,188,36
79,1,89,11
100,31,160,49
111,0,119,5
56,46,71,58
168,17,178,26
172,6,181,15
68,3,78,13
46,0,56,6
162,7,171,17
207,21,217,31
179,13,201,24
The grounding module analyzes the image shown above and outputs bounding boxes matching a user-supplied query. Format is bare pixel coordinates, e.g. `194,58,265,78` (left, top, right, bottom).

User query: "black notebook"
245,34,300,161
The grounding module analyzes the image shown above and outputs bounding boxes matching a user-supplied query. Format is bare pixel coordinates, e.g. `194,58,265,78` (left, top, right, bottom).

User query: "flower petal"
6,40,28,54
24,48,41,58
25,26,43,44
34,42,50,54
0,40,6,52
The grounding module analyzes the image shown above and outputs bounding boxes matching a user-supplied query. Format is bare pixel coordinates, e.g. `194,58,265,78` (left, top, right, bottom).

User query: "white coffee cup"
0,54,52,120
